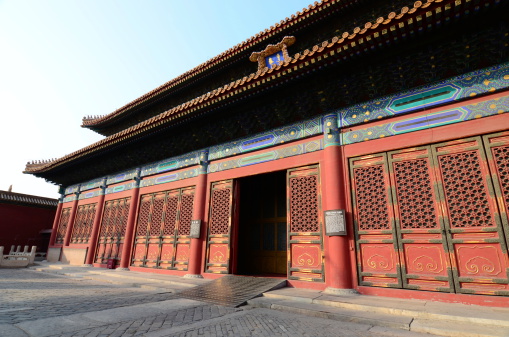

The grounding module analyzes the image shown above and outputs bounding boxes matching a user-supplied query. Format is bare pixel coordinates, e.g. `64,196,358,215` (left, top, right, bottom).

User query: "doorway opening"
236,170,287,276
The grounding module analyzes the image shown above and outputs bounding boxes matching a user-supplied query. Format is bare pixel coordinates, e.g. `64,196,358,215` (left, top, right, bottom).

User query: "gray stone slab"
14,298,203,337
0,324,30,337
411,318,509,337
423,301,509,326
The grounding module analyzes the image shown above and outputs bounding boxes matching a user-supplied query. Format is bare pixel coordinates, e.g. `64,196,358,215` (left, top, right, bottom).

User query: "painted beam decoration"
105,181,136,195
79,177,104,192
208,140,323,174
106,168,138,185
209,116,322,161
343,94,509,145
140,151,200,177
64,185,80,195
140,168,199,188
341,62,509,127
78,189,103,200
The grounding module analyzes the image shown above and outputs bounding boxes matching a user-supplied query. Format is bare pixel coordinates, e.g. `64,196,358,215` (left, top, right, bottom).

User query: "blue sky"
0,0,314,198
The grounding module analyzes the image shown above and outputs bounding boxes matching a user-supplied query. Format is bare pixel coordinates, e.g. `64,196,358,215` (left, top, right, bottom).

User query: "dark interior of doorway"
236,170,287,276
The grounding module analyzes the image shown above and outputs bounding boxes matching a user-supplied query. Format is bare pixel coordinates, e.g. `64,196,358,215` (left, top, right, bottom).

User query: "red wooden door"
94,197,130,265
433,136,509,295
350,154,402,288
70,203,97,244
287,165,324,282
388,147,454,292
351,135,509,295
55,207,71,245
205,180,235,274
131,187,195,270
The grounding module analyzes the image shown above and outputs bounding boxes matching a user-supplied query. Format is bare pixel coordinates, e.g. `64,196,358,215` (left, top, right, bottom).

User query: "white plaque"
324,210,346,236
190,220,201,239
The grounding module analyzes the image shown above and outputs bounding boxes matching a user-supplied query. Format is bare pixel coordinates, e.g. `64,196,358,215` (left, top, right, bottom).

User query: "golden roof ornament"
249,36,296,72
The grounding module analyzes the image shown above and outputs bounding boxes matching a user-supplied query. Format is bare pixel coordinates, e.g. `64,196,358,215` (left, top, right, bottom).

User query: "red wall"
0,203,56,253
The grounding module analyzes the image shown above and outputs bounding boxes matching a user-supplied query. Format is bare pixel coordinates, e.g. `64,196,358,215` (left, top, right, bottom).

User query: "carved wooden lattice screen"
350,154,401,288
70,203,97,244
94,197,131,265
350,135,509,295
205,180,234,274
287,165,324,282
434,137,509,295
131,186,195,270
484,131,509,251
55,207,71,244
388,147,453,292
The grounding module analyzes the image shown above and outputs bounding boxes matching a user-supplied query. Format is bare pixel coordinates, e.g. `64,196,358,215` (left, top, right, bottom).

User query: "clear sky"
0,0,315,199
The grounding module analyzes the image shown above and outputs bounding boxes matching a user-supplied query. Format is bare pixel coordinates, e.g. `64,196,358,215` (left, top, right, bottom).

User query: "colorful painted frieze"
341,62,509,127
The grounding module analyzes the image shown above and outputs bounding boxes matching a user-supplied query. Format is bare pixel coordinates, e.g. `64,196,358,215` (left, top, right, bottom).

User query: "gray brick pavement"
0,269,174,325
0,268,434,337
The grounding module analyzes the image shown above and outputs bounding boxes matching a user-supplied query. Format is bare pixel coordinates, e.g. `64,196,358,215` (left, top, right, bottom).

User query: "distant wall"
0,203,56,253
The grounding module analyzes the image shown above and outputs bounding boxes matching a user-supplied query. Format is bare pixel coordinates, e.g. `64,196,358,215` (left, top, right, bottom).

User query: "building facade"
26,0,509,306
0,190,57,254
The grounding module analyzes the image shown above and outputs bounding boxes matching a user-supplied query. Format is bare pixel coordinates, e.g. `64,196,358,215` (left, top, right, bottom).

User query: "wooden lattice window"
70,203,97,244
55,207,71,244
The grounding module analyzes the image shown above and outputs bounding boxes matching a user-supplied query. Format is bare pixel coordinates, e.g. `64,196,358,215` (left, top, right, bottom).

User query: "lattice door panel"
388,147,454,292
174,187,195,270
432,136,509,295
94,197,131,265
350,154,402,288
131,187,195,270
484,131,509,251
55,207,71,244
205,180,234,274
287,166,324,282
70,203,97,244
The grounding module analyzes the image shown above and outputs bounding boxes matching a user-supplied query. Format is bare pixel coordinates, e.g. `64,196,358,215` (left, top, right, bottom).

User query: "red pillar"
185,150,209,278
63,193,80,246
48,197,64,247
322,114,355,293
83,181,107,266
117,171,141,270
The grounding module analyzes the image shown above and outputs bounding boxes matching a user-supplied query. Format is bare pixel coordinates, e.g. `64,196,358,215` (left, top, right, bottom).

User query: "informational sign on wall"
324,210,346,236
190,220,201,238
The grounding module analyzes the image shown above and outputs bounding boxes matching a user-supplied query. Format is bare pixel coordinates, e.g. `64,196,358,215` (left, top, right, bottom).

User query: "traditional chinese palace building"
25,0,509,306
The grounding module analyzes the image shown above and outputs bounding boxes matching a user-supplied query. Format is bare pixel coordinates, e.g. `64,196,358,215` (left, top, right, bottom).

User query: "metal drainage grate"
177,275,286,307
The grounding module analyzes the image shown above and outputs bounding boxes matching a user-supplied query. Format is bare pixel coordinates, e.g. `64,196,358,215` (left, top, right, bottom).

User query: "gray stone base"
81,264,93,267
115,267,130,271
183,274,204,279
322,287,359,296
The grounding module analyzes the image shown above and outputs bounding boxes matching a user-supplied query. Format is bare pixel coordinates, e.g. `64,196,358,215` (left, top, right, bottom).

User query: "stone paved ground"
0,269,174,325
0,268,432,337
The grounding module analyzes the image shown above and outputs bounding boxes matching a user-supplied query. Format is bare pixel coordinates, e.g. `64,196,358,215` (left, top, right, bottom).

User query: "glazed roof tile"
26,0,491,175
81,0,358,128
0,190,58,207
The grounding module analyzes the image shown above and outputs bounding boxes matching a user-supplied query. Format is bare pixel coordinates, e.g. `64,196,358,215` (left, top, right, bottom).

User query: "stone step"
253,288,509,337
411,318,509,337
247,297,413,330
262,289,509,328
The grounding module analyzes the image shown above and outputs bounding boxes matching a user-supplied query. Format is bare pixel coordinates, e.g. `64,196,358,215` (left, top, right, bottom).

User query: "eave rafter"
25,0,500,178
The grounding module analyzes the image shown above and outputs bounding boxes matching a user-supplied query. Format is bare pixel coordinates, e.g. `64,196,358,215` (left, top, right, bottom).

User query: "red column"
322,114,355,292
83,182,106,266
118,172,141,270
48,197,64,247
186,151,209,278
63,194,80,246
